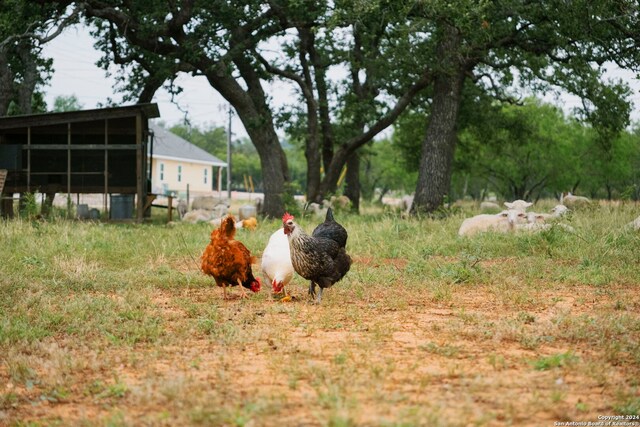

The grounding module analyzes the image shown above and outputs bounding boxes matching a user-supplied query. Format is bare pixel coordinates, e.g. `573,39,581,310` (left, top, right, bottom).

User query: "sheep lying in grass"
516,205,574,233
523,205,569,224
560,192,591,209
551,204,570,217
458,209,528,237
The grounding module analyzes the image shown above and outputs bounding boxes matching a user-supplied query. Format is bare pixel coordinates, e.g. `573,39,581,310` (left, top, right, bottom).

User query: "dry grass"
1,202,640,426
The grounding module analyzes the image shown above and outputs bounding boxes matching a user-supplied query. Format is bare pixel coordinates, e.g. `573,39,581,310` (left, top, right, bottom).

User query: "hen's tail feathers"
220,215,236,239
325,207,335,222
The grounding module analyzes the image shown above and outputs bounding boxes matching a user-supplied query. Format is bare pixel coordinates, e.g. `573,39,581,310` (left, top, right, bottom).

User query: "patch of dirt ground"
2,281,639,426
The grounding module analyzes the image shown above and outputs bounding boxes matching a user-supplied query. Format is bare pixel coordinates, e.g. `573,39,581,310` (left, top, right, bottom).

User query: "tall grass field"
1,201,640,426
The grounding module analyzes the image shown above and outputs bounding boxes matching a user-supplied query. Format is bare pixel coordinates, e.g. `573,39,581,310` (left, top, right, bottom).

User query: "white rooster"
261,226,295,301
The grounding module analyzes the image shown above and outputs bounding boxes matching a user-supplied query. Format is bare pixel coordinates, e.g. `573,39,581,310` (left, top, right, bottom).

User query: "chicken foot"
279,286,293,302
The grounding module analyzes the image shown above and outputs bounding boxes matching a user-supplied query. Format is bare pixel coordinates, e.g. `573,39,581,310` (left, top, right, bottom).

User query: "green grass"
1,201,640,425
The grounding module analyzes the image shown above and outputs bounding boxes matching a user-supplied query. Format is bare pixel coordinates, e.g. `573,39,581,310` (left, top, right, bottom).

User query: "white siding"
151,158,218,195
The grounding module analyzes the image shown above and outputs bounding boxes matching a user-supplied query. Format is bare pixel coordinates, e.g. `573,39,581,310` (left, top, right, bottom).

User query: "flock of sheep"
458,199,573,236
458,192,640,236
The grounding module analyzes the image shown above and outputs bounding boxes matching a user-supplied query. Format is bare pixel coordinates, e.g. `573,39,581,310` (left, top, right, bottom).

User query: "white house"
149,123,227,197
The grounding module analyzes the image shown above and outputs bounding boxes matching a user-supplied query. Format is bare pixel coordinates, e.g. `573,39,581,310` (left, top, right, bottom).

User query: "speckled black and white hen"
282,209,351,304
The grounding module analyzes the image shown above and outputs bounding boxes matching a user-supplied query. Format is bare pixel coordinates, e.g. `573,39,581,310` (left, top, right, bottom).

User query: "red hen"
201,214,261,299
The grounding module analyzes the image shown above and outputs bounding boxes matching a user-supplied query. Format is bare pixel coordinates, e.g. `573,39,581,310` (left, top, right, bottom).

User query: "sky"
42,26,640,140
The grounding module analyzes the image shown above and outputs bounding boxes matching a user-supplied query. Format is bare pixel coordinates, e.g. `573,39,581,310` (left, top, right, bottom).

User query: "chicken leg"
237,278,248,298
215,278,229,300
308,282,316,299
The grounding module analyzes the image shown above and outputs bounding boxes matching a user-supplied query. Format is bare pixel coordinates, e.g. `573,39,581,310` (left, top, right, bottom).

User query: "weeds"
532,352,579,371
1,202,639,425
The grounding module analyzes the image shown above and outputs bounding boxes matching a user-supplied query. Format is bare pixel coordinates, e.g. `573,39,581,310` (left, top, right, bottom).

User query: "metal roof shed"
0,103,160,221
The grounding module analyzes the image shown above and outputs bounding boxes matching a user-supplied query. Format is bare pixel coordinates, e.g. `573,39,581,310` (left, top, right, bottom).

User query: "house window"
159,163,165,181
204,168,208,184
177,165,182,182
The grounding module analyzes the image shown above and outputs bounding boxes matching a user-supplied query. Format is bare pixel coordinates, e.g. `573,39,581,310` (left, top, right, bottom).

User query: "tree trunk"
318,149,348,198
204,61,289,218
298,28,322,203
411,70,465,213
243,129,288,219
344,152,360,212
16,40,38,114
305,131,322,203
0,48,13,116
411,28,465,214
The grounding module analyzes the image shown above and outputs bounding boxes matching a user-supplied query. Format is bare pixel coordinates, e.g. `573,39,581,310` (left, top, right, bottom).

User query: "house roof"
150,123,227,167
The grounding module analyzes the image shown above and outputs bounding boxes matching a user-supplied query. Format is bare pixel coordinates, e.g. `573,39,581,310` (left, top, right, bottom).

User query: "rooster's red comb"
282,212,294,223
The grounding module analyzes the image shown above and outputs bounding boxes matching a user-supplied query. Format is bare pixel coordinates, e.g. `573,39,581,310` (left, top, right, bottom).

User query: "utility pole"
227,105,233,200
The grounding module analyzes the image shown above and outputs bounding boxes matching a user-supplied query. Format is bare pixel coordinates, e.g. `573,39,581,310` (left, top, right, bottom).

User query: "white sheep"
527,211,551,223
504,199,533,212
517,221,576,233
524,205,569,224
516,207,575,233
550,204,570,217
560,192,591,209
458,209,528,237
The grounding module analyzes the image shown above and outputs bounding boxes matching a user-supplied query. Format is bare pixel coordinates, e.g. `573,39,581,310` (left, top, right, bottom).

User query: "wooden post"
0,170,6,195
104,119,109,217
135,115,144,222
167,195,173,222
67,122,72,217
0,169,11,219
27,127,31,192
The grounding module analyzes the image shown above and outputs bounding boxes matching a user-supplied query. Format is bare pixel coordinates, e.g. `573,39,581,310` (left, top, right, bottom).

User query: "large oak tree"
80,0,297,217
406,0,640,213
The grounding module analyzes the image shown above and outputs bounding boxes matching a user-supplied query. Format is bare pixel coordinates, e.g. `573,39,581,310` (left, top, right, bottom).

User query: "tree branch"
340,68,433,157
0,4,82,50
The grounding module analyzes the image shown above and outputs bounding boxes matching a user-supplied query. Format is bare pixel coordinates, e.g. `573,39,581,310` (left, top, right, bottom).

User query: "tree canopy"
0,1,79,115
3,1,640,211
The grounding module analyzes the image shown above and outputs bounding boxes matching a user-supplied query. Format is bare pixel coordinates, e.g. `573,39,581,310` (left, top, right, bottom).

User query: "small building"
149,123,227,198
0,104,159,220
